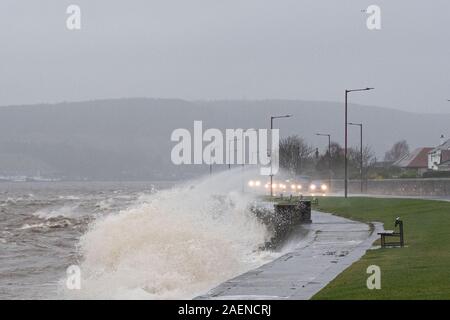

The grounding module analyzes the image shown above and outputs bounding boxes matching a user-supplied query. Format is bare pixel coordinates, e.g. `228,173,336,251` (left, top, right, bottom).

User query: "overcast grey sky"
1,0,449,113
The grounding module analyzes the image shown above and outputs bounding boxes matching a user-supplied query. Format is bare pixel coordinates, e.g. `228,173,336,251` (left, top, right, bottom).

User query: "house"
437,159,450,171
393,147,433,175
428,135,450,171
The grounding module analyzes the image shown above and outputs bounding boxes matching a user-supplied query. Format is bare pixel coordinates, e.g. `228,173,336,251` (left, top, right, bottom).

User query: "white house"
428,135,450,171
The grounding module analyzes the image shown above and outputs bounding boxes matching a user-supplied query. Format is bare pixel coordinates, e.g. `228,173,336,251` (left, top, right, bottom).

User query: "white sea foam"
33,205,82,219
95,198,115,211
20,220,72,230
20,223,46,230
68,169,277,299
58,195,81,200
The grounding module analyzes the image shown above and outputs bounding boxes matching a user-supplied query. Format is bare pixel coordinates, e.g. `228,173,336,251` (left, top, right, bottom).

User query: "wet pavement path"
197,211,382,300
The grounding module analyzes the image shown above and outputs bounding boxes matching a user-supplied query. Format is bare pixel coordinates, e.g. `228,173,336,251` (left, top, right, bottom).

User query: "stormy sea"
0,171,281,299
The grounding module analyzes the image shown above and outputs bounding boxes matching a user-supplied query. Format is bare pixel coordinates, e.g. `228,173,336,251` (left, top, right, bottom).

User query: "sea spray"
68,169,276,299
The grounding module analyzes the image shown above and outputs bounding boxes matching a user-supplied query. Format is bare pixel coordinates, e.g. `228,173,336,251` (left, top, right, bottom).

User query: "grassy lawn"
309,197,450,299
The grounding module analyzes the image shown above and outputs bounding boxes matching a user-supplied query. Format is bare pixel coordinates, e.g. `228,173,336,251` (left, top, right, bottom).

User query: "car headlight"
297,184,302,190
310,184,317,191
321,184,328,191
255,180,261,187
248,180,254,187
291,184,296,190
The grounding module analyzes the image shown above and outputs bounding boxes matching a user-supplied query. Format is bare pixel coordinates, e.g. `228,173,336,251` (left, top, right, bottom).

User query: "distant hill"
0,98,448,180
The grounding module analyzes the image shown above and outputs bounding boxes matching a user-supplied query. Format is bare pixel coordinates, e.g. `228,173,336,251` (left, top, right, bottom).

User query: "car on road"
308,180,329,195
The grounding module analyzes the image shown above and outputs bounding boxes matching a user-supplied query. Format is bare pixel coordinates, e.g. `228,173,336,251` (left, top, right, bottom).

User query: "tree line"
279,135,410,180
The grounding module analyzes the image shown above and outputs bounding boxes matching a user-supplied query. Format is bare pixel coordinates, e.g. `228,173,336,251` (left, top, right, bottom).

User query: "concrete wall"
331,178,450,196
252,200,312,248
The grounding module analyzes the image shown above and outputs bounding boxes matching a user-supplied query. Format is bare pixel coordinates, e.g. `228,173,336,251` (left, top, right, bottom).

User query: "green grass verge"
310,197,450,300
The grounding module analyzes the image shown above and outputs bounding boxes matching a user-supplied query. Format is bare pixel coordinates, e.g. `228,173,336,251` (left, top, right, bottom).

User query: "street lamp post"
349,123,363,193
316,133,331,191
242,128,257,193
270,115,292,197
345,88,374,198
228,136,238,170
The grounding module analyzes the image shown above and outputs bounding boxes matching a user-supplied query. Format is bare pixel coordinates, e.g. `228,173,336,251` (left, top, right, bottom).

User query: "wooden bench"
378,218,404,248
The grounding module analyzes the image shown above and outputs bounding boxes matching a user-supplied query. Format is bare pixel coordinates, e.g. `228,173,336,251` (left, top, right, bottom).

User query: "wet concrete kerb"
196,211,384,300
